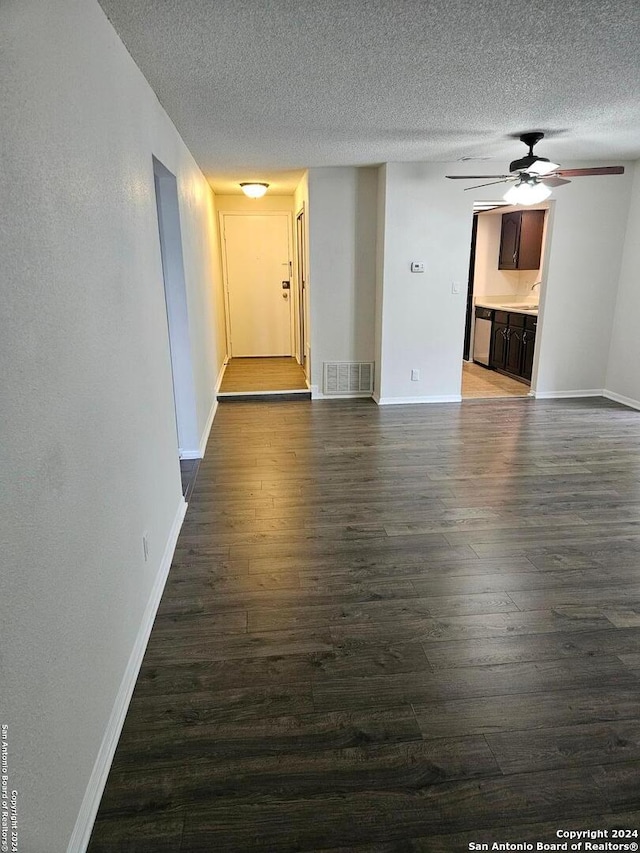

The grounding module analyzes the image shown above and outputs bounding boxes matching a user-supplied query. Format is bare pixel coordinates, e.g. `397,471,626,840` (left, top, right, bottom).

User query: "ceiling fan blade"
554,166,625,178
445,175,511,180
542,176,571,187
463,178,515,190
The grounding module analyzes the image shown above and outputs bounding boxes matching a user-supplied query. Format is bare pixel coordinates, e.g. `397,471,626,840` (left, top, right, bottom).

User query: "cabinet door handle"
523,331,528,344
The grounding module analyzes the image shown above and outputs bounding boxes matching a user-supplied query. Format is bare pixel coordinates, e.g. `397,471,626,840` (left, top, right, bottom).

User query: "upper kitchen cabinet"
498,210,545,270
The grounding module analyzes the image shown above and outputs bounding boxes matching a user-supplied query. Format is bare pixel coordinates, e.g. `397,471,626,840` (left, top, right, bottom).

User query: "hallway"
89,397,640,851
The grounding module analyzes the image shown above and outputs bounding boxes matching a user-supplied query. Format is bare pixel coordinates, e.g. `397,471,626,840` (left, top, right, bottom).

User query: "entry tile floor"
462,361,530,399
219,356,308,394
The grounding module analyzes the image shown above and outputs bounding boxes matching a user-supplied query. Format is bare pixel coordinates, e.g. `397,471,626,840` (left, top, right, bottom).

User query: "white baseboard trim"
179,448,202,460
178,396,218,460
531,389,603,400
603,389,640,411
376,394,462,405
181,360,227,460
67,498,187,853
198,394,218,458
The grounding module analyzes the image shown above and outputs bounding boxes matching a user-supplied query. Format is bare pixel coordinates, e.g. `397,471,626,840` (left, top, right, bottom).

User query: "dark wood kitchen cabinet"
521,315,537,381
491,318,509,370
498,210,545,270
505,325,524,375
490,311,536,383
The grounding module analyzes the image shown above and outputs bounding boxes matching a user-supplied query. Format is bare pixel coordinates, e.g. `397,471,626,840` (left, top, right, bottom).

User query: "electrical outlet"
411,369,420,381
142,533,150,562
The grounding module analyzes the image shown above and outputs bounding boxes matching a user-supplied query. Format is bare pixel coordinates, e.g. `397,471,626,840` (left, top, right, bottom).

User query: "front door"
222,213,292,357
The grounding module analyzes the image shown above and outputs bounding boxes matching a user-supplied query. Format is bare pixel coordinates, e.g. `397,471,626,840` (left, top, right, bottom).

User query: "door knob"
282,292,289,300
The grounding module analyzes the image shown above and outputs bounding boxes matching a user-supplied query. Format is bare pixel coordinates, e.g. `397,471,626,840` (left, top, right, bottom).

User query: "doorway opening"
153,157,201,477
218,210,309,400
461,201,549,400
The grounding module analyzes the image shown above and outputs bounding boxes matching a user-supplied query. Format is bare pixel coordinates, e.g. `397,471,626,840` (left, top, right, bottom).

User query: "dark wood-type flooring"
89,397,640,852
179,458,200,502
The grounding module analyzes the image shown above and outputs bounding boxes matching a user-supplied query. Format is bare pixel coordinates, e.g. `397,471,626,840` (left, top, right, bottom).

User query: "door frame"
295,205,308,370
219,210,294,358
461,200,554,399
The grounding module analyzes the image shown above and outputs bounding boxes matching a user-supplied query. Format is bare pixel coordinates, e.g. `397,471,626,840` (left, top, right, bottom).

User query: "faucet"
530,281,541,293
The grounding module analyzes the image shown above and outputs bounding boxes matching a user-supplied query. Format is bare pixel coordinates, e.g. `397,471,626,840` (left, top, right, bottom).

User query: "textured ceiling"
98,0,640,189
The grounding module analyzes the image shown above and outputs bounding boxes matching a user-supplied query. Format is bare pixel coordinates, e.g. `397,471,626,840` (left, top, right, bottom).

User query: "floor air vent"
323,362,374,395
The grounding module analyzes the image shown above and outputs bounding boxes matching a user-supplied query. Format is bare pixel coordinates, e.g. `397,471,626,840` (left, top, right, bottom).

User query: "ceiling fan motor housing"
510,131,548,173
509,153,552,173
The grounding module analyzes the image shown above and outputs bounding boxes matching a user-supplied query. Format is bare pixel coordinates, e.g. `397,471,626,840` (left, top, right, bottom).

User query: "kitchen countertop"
475,298,538,317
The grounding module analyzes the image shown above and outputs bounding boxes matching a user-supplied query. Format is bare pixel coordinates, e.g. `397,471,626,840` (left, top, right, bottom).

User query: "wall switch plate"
411,369,420,381
410,262,425,273
451,281,463,294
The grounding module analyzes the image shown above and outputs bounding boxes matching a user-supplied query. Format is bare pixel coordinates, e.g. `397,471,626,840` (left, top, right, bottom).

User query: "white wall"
605,160,640,407
374,161,634,402
0,0,224,849
535,167,633,395
375,162,473,402
215,194,294,212
182,178,226,429
373,165,388,399
307,167,378,392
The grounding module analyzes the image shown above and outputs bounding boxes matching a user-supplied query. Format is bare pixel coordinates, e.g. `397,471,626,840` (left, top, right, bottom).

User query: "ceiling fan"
446,132,624,204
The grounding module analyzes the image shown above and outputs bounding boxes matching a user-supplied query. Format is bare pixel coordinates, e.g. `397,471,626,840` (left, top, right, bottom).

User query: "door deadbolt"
281,280,291,289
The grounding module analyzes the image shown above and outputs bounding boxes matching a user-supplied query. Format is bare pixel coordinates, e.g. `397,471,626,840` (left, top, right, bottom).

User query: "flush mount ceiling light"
240,182,269,198
503,175,552,206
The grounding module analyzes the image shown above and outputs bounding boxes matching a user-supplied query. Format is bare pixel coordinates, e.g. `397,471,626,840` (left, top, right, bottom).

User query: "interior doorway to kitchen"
461,201,549,400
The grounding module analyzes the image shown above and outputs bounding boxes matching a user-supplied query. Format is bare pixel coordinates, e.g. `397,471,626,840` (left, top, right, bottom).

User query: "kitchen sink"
501,303,538,310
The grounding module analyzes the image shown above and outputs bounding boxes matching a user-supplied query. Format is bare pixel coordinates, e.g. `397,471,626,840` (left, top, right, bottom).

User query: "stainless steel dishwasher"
473,306,493,366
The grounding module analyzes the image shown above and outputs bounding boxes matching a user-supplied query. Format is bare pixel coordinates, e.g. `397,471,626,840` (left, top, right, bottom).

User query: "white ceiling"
98,0,640,191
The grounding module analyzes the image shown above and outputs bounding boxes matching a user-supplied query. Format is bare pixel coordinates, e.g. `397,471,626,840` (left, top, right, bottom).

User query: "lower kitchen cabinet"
490,311,536,383
521,319,536,381
491,320,508,369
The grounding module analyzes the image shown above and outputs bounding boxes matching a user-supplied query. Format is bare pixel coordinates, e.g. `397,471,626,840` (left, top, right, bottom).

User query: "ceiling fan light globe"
528,159,560,176
503,181,552,205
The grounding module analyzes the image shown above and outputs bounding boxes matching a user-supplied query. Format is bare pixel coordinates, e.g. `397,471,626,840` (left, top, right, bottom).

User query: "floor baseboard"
532,389,603,400
66,498,187,853
603,389,640,411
